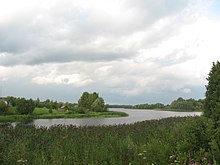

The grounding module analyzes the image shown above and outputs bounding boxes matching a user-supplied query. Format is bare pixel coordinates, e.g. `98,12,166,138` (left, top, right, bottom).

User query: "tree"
0,100,8,114
5,96,17,106
78,92,100,110
16,98,35,115
35,98,40,107
90,92,99,106
78,92,90,110
212,102,220,122
77,92,106,112
169,98,204,111
204,61,220,120
91,97,106,112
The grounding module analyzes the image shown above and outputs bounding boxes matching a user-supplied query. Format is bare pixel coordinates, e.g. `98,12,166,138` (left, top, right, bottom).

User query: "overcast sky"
0,0,220,104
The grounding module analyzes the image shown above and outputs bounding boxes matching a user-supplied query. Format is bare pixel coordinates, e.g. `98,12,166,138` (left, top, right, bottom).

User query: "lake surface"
12,108,202,128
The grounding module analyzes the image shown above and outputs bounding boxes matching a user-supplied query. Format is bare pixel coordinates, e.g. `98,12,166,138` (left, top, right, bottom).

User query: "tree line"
0,92,107,115
108,98,204,111
0,97,36,115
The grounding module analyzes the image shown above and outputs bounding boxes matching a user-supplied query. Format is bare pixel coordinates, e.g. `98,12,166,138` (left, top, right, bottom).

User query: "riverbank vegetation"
0,108,128,123
108,97,204,112
0,116,219,164
0,92,127,122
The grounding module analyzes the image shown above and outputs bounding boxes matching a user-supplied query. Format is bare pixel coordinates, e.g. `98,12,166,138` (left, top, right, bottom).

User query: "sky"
0,0,220,105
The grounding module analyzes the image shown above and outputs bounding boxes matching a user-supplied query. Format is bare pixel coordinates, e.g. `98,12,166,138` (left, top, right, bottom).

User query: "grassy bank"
0,116,219,164
0,108,128,123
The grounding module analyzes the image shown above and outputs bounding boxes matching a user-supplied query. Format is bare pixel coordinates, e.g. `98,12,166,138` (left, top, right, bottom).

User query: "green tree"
91,97,106,112
90,92,99,106
16,98,35,115
5,96,17,106
169,97,203,111
204,61,220,120
77,92,106,112
35,98,40,107
78,92,91,110
78,92,99,109
0,100,8,114
52,101,59,110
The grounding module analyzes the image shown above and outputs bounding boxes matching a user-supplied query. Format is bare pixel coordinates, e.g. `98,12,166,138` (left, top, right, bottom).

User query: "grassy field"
0,116,219,164
0,107,128,123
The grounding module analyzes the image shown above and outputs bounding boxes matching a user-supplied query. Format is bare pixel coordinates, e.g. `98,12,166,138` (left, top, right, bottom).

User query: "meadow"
0,116,219,165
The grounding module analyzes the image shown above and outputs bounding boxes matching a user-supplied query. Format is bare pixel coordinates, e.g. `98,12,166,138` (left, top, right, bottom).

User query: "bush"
16,98,35,115
0,100,8,114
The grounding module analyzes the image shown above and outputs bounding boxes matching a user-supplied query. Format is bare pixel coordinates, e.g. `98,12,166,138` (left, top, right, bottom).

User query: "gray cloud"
0,0,196,66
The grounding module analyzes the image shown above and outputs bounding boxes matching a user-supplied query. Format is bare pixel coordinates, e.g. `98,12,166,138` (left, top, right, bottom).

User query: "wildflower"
138,153,143,156
169,155,176,159
17,158,27,164
201,157,207,161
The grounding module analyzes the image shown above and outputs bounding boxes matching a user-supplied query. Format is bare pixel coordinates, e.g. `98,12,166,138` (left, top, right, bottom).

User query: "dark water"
12,108,202,128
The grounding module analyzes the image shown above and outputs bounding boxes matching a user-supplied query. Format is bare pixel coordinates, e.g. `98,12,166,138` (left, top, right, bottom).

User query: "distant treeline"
1,92,107,115
108,97,204,111
2,96,204,112
2,96,74,110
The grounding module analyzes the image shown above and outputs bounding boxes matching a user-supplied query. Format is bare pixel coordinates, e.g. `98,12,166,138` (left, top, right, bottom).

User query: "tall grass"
0,116,219,164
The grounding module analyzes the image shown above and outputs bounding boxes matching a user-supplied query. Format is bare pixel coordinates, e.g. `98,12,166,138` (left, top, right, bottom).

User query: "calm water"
12,108,202,128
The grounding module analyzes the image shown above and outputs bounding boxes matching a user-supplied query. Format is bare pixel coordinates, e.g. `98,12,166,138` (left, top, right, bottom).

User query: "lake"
12,108,202,128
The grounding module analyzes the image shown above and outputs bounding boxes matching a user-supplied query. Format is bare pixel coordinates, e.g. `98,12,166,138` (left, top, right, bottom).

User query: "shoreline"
0,111,128,123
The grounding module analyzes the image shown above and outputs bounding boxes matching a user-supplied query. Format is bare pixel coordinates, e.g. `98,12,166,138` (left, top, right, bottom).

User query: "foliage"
0,108,127,122
78,92,106,112
0,116,219,164
0,100,8,114
16,98,36,115
169,97,204,111
114,98,204,111
205,61,220,121
107,104,133,109
91,97,107,112
134,103,166,109
78,92,91,110
211,102,220,122
4,96,68,111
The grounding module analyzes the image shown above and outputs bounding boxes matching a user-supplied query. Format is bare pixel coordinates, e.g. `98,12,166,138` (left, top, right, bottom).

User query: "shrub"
16,98,35,115
0,100,8,114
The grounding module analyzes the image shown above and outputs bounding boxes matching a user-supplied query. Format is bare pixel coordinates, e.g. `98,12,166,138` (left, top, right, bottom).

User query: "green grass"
33,108,64,115
0,108,128,122
0,115,33,122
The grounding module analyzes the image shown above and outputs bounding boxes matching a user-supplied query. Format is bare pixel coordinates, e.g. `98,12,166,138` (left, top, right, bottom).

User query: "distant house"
0,98,8,106
58,105,67,112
